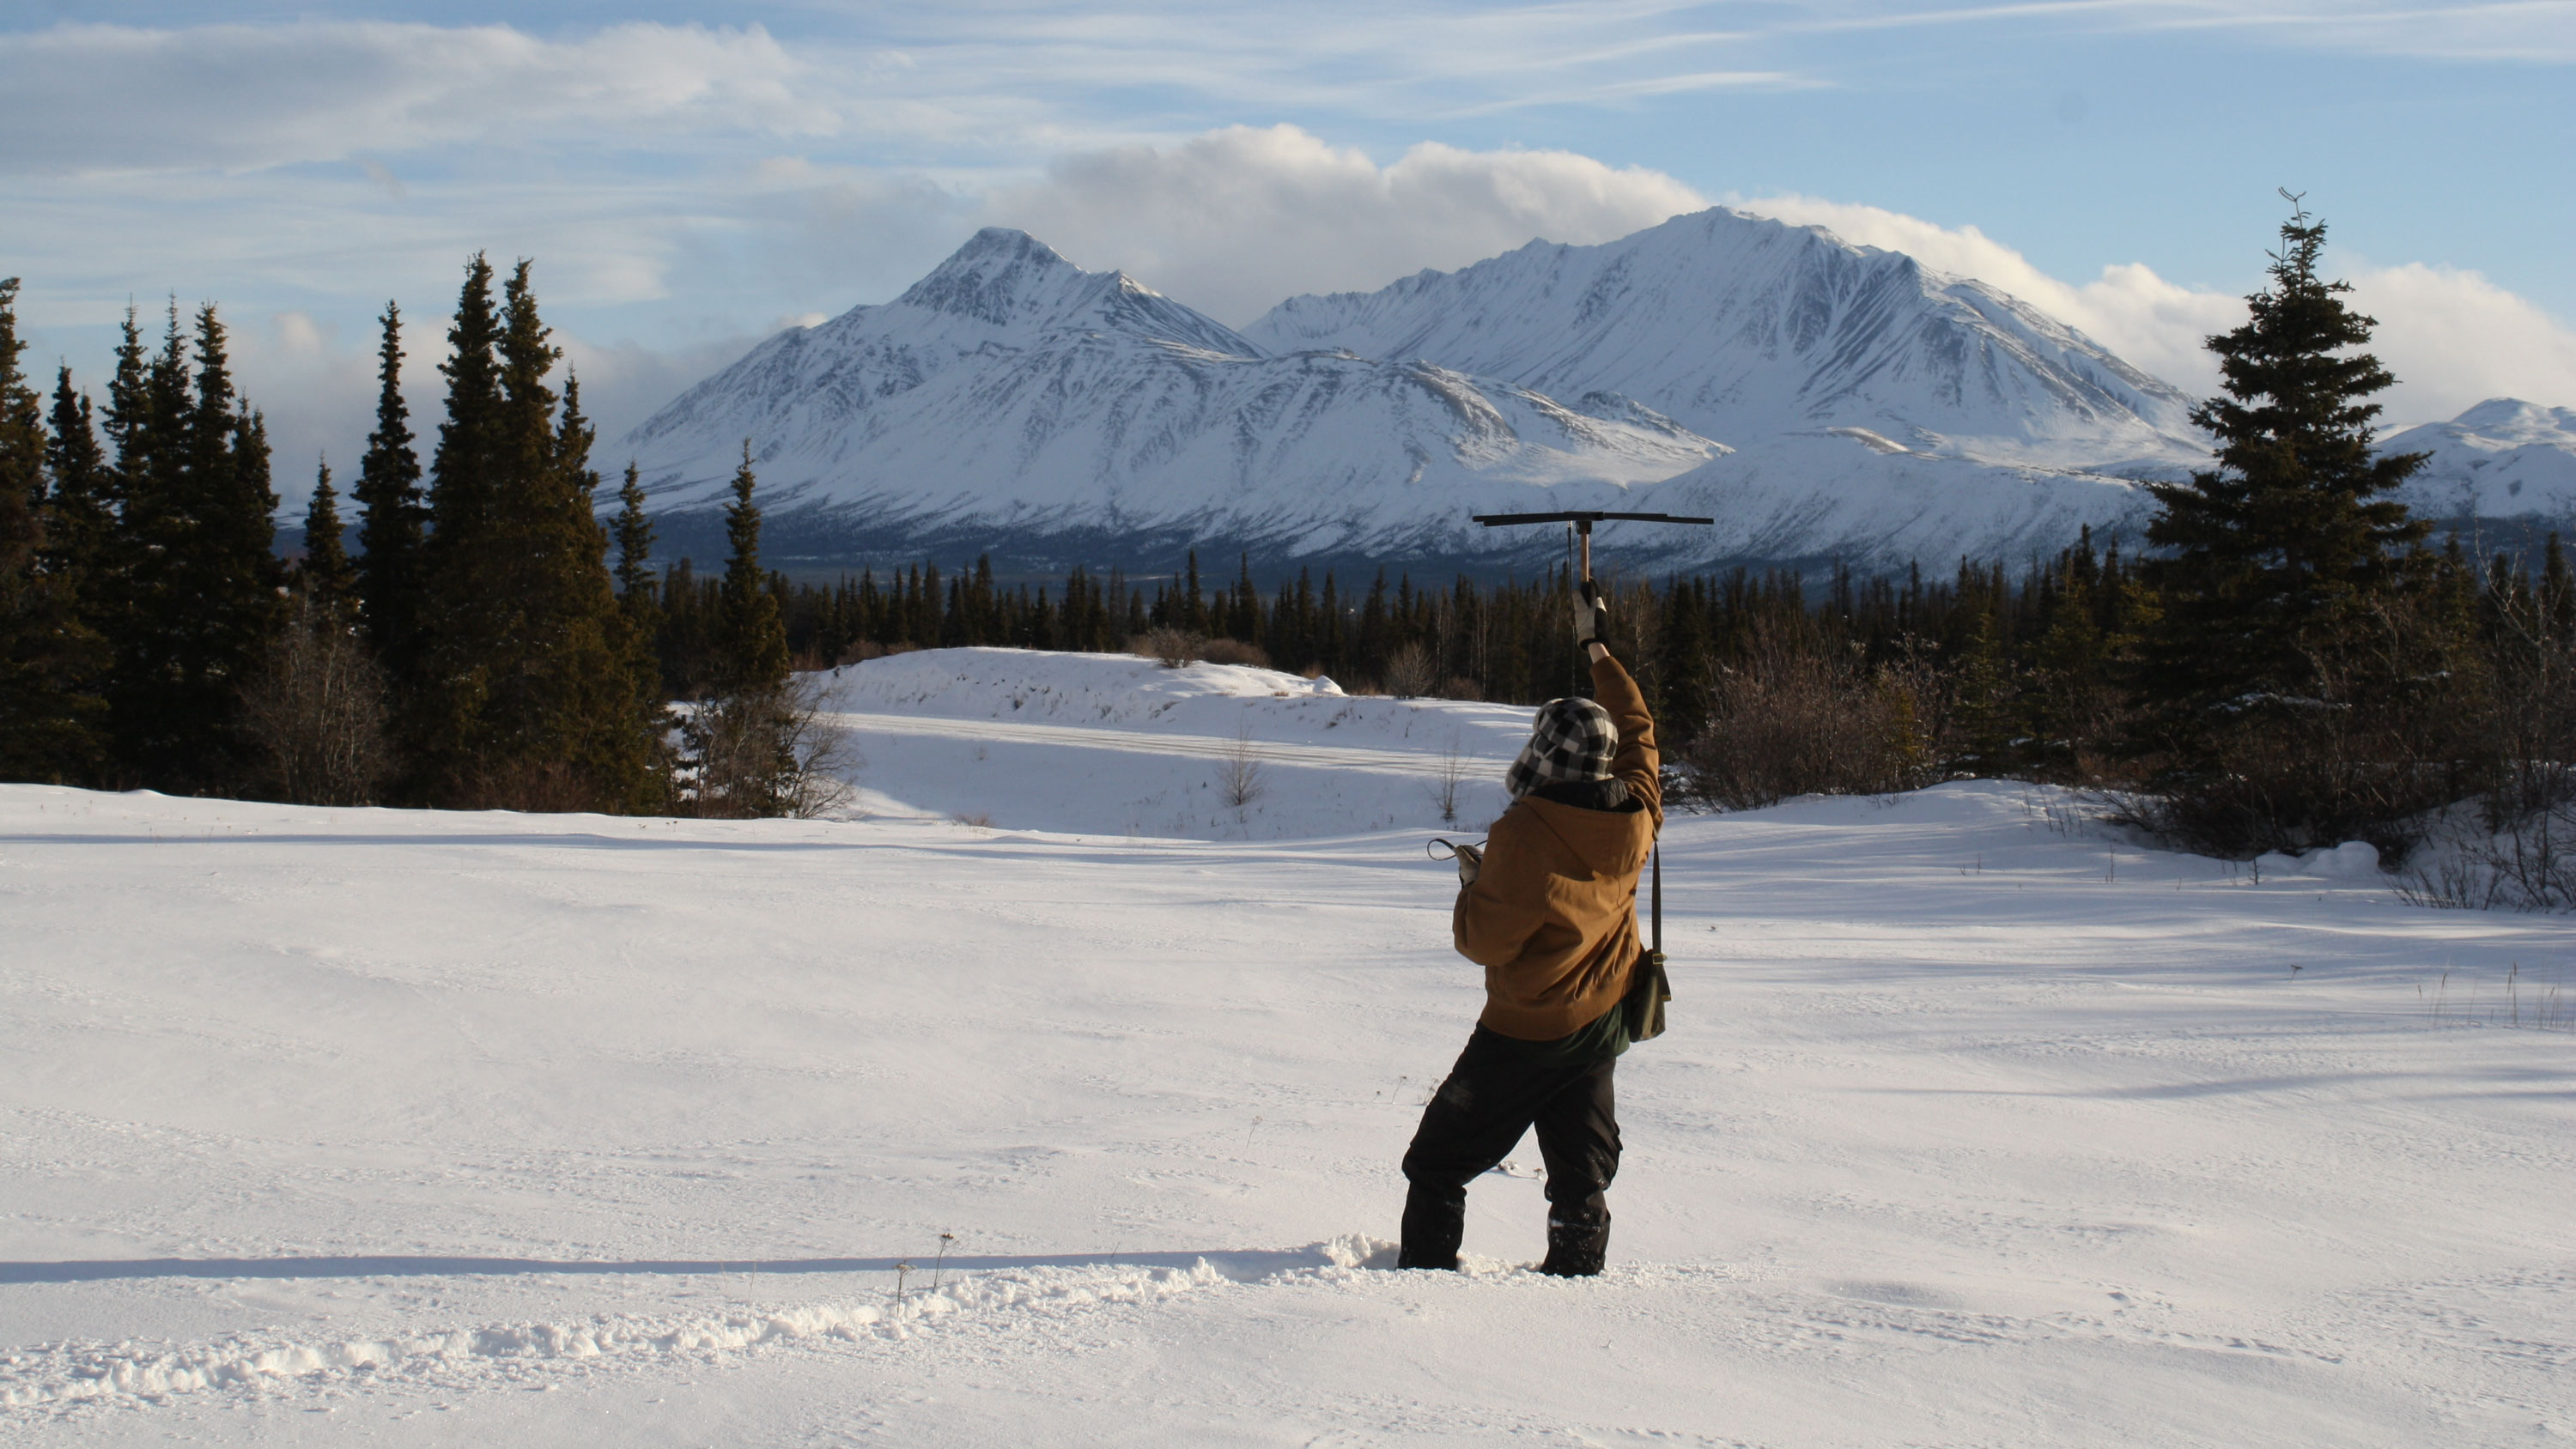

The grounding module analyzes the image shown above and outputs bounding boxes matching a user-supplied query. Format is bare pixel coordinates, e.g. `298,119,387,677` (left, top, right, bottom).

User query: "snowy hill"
2383,397,2576,524
814,647,1536,838
1248,207,2206,477
618,229,1723,564
5,650,2568,1440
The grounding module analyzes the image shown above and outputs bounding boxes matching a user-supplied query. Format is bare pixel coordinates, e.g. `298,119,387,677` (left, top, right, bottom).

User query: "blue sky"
6,1,2572,498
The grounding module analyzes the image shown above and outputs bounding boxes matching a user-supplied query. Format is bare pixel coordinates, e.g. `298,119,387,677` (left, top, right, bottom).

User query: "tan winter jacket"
1453,653,1662,1040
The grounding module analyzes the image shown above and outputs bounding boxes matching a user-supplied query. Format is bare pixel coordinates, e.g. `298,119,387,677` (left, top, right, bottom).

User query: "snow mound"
813,648,1541,839
2251,840,2384,882
821,646,1346,724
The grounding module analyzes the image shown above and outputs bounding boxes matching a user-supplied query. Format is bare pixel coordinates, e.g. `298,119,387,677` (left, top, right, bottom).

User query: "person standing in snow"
1401,582,1658,1277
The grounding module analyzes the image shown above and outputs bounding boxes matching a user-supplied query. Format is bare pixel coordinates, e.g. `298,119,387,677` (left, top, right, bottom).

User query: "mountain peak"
896,227,1084,325
881,227,1249,355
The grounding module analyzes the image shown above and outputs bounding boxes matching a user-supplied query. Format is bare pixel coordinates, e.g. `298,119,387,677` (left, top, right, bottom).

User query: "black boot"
1398,1185,1465,1270
1537,1215,1608,1277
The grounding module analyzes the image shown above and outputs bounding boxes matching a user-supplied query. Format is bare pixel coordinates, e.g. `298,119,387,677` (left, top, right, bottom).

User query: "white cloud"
2136,0,2576,62
981,124,1710,324
0,21,837,174
2344,263,2576,424
1731,192,2576,427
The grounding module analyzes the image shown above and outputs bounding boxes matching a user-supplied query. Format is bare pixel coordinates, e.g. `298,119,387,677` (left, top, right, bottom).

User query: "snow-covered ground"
3,649,2570,1446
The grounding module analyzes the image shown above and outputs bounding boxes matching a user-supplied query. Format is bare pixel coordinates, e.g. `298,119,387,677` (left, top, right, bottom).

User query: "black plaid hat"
1504,696,1619,799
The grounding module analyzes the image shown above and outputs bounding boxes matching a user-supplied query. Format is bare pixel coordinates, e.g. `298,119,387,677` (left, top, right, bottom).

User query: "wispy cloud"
5,2,2563,191
0,21,841,176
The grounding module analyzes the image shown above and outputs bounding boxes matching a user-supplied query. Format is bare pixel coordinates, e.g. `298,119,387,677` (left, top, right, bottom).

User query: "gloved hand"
1573,580,1609,649
1454,842,1483,887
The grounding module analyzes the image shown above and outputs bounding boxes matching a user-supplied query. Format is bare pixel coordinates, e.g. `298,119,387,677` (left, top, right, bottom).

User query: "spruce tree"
300,460,356,612
539,369,658,810
2143,206,2427,700
35,364,117,779
99,301,283,791
613,463,657,607
612,459,667,693
0,280,44,569
416,258,653,809
2136,201,2441,852
714,441,789,697
353,301,427,691
681,443,806,816
0,279,109,781
611,460,673,803
416,256,505,792
44,367,113,590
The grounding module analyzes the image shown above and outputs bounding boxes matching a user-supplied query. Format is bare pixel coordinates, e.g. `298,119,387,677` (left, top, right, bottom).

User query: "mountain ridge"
1245,206,2204,476
614,214,2576,575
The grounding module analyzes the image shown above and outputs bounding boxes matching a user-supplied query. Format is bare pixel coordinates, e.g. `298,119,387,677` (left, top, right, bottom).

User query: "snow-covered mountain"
623,213,2568,576
622,229,1724,563
2384,398,2576,524
1246,207,2207,480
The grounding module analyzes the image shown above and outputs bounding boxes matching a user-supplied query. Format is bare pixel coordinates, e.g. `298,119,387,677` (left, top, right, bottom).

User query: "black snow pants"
1398,1026,1621,1276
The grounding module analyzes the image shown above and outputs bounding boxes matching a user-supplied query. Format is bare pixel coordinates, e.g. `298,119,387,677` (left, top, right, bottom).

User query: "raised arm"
1588,649,1661,826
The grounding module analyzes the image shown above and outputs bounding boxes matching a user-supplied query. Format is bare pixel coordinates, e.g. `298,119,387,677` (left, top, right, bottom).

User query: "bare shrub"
1437,676,1483,701
1384,641,1437,699
2482,803,2576,910
449,759,632,815
1428,733,1471,824
2402,800,2576,912
2396,852,2506,910
1217,724,1267,808
1130,627,1201,668
681,676,860,819
1680,629,1943,810
835,640,890,667
2459,565,2576,908
239,600,392,807
1199,637,1272,668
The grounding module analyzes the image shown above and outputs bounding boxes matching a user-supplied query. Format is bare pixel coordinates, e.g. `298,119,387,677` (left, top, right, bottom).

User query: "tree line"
5,209,2570,888
0,260,814,816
